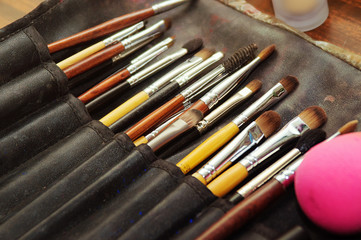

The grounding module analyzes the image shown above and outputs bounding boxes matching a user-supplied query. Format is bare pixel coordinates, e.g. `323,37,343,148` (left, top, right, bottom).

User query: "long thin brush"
125,44,260,141
207,106,327,197
176,75,298,175
48,0,190,53
327,119,358,140
63,19,171,79
193,110,281,185
100,49,219,127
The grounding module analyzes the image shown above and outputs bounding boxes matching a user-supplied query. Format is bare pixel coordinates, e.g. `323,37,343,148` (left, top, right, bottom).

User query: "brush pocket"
0,94,91,176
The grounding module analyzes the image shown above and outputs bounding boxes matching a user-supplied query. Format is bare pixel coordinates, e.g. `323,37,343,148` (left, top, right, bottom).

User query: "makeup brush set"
0,0,361,239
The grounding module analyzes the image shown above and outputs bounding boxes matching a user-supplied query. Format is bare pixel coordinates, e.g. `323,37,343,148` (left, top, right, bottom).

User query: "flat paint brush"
101,50,220,127
78,37,175,104
63,19,171,79
48,0,190,53
87,39,202,113
229,128,326,203
177,75,298,175
207,106,327,197
125,44,259,141
193,110,281,185
157,79,262,159
327,119,358,141
57,21,146,70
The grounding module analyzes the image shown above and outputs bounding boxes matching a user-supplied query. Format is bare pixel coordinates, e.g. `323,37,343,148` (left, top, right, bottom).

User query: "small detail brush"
327,119,358,141
63,19,171,79
176,75,298,175
193,110,281,185
207,106,327,197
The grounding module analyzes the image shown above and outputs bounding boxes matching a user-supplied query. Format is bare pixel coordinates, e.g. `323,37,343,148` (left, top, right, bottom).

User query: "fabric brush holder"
0,132,135,240
0,120,114,223
0,94,91,176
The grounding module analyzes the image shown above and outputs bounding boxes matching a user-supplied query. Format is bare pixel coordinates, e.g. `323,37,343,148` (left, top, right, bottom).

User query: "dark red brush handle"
48,8,155,53
78,69,131,104
63,42,125,79
196,179,286,240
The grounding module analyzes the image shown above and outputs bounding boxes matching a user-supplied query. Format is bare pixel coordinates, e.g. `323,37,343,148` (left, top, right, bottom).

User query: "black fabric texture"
172,198,235,240
0,94,91,176
77,159,185,240
0,132,134,240
109,81,181,133
0,120,114,223
119,176,217,240
0,26,51,85
0,62,68,131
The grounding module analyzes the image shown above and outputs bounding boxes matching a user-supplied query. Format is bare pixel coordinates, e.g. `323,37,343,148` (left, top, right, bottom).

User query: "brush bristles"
280,75,299,93
296,129,326,154
258,44,276,61
182,38,203,53
223,44,258,73
180,109,204,127
163,18,172,30
255,110,281,138
245,79,262,93
195,48,215,60
299,106,327,129
338,120,359,134
167,36,176,47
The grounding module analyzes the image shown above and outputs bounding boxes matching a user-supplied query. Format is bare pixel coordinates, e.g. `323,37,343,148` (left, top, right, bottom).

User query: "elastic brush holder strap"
0,94,91,176
0,120,114,224
0,62,68,131
81,159,185,239
119,176,217,240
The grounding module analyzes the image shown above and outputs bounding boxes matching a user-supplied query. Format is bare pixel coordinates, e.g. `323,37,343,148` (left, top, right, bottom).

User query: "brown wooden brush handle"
48,8,155,53
63,42,125,79
196,179,286,240
125,94,186,141
78,69,131,104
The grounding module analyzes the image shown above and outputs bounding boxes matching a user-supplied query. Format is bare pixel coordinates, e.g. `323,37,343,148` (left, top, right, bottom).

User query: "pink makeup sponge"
295,132,361,235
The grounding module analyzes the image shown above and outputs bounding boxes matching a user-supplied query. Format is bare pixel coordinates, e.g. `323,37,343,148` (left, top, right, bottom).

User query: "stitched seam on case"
42,63,67,96
85,122,113,143
62,95,84,125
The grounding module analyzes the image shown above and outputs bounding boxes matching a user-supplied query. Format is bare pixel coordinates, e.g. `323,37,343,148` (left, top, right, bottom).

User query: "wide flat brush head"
338,120,359,134
182,38,203,53
296,128,326,154
258,44,276,61
280,75,299,93
195,48,215,60
223,43,258,73
245,79,262,93
299,106,327,129
180,109,204,127
255,110,281,138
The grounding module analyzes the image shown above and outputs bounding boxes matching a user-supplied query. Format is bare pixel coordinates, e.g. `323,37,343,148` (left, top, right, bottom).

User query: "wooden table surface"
0,0,361,56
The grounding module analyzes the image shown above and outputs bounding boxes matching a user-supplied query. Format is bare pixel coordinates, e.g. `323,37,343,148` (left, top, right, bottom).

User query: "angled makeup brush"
176,75,298,175
100,50,221,127
63,19,171,79
193,110,281,185
229,128,326,203
78,37,176,104
207,106,327,197
85,39,203,112
125,44,260,141
147,45,274,152
48,0,190,53
157,79,262,159
327,119,358,140
57,21,146,70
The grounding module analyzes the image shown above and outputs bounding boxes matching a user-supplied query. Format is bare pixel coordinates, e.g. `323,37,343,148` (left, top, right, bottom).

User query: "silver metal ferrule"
237,148,301,198
232,82,286,127
173,52,224,87
200,57,261,109
127,45,170,74
152,0,190,14
239,116,309,172
126,48,187,86
197,121,265,183
122,20,168,50
111,37,155,63
143,53,203,96
197,87,253,133
103,21,145,46
275,155,304,187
